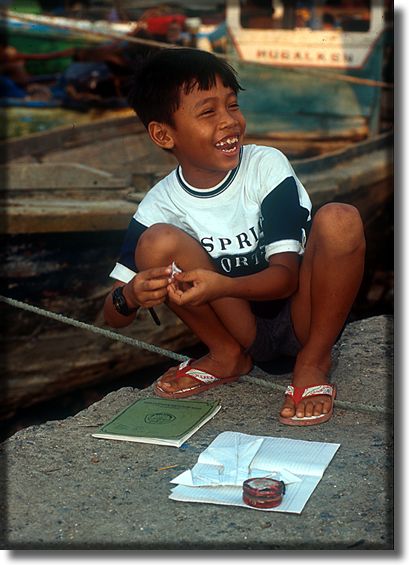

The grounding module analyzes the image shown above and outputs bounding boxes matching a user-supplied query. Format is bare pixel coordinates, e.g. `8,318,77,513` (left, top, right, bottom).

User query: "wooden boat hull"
1,116,182,419
1,106,133,141
0,116,393,420
1,230,197,420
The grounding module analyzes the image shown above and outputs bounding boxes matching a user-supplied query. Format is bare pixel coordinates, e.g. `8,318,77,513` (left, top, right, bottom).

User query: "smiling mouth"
215,136,239,154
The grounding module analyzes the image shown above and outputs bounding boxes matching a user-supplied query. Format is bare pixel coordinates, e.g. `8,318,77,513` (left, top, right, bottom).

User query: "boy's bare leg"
135,224,254,393
281,203,366,419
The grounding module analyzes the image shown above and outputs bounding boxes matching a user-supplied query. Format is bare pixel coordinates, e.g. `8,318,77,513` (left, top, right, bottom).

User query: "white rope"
0,295,391,415
0,294,188,363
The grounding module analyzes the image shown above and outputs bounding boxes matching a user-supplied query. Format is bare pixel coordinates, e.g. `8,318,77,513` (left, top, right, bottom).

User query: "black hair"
127,48,243,129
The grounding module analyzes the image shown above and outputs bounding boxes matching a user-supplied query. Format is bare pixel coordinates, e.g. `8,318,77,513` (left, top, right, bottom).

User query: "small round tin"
242,477,286,509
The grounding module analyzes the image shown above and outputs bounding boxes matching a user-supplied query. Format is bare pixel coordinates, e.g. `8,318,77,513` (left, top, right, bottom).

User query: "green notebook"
92,397,221,448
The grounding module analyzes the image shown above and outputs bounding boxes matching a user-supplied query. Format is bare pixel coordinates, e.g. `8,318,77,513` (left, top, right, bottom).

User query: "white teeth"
216,136,239,148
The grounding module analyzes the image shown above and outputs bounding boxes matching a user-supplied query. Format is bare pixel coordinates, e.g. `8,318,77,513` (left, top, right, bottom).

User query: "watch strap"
112,286,138,316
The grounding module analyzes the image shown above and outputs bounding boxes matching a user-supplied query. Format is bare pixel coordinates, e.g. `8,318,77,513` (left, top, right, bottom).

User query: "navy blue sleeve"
117,218,148,271
260,177,311,247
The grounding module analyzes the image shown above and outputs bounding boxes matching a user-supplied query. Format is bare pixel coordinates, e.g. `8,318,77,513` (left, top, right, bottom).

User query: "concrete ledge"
0,316,393,549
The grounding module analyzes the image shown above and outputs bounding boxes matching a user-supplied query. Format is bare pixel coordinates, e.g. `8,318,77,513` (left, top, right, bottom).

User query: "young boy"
104,48,365,426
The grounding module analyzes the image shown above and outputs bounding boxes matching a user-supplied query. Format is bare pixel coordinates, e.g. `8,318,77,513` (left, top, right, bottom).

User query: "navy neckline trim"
176,146,243,198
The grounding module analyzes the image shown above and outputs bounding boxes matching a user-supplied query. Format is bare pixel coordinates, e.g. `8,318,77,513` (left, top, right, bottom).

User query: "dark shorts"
246,299,302,364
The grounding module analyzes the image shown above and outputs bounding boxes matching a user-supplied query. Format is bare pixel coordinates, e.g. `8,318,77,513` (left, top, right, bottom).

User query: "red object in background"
144,15,186,36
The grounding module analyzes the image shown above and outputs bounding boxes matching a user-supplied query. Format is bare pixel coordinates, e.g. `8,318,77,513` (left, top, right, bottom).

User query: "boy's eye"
200,108,215,116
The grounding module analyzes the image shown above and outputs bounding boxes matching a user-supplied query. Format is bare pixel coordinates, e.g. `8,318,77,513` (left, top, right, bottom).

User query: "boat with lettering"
3,1,392,145
215,0,393,143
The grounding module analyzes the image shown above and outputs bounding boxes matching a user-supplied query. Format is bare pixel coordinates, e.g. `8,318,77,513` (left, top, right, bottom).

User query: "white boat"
202,0,393,140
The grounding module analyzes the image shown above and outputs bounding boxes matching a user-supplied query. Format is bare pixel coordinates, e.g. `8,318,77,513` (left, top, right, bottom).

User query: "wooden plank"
0,114,143,164
1,163,129,190
1,199,137,233
293,131,393,175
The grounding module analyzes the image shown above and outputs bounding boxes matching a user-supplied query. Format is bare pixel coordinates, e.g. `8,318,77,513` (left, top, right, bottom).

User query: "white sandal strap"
285,384,334,398
184,368,219,384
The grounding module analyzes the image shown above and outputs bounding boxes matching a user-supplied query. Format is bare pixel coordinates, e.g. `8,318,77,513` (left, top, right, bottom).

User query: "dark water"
0,341,207,443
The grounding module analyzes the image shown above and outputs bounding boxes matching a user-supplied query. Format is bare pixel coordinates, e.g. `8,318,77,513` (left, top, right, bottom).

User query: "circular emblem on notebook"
145,412,176,424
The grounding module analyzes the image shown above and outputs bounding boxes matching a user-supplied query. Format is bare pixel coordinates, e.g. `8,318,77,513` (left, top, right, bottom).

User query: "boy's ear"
148,122,175,150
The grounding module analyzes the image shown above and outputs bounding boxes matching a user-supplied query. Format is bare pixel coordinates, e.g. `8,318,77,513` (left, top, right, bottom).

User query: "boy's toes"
155,364,182,390
280,397,296,418
295,397,329,418
280,385,336,426
297,400,312,418
322,396,332,414
158,377,173,390
313,401,325,416
156,371,177,391
156,370,195,393
281,397,329,419
157,374,184,392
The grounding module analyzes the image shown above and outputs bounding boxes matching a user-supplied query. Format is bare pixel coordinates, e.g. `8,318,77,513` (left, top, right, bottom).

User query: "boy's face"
162,75,246,188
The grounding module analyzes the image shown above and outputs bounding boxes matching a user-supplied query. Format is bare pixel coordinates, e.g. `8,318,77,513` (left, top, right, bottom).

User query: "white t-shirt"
110,144,312,283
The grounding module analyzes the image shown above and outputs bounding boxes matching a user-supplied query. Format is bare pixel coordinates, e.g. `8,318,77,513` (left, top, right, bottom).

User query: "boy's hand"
123,265,172,309
167,268,226,306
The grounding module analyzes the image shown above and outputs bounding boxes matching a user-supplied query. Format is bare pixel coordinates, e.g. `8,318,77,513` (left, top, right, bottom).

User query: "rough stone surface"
0,316,393,550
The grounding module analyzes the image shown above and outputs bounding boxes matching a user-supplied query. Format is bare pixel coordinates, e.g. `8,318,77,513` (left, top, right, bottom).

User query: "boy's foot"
279,365,335,425
154,352,253,398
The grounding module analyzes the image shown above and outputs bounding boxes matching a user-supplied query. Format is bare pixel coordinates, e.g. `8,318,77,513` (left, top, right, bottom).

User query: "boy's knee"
137,223,181,257
313,203,365,250
136,223,204,269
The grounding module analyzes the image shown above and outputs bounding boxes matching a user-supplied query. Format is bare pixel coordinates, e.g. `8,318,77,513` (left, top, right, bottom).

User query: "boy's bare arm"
168,253,299,307
104,265,172,328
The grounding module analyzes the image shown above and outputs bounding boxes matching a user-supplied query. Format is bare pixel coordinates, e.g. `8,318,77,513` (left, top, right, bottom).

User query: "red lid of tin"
242,477,285,509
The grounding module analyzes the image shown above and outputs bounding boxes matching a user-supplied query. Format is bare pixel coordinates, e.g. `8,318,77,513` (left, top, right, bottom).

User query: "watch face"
113,287,133,315
113,291,123,310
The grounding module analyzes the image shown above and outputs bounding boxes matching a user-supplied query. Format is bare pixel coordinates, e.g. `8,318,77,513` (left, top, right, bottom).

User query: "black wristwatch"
112,286,138,316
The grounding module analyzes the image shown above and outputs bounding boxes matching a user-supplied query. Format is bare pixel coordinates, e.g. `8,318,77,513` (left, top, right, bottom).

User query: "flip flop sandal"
279,383,336,426
154,359,239,399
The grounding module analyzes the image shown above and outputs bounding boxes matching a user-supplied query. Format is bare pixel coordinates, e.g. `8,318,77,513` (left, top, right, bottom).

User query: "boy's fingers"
174,270,198,283
167,283,182,297
176,286,201,305
142,277,170,290
142,265,172,279
140,288,168,307
144,287,168,300
143,298,166,308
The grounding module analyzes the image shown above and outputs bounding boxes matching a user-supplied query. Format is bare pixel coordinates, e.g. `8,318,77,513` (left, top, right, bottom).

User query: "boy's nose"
219,109,239,129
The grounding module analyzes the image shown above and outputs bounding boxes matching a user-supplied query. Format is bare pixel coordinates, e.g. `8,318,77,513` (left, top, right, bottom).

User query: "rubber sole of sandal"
279,409,334,426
